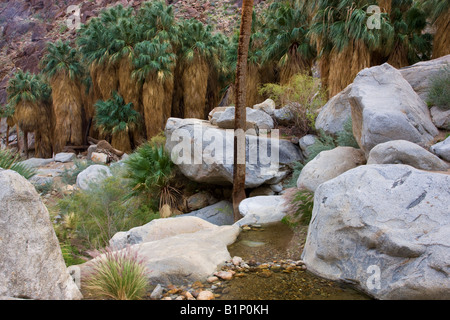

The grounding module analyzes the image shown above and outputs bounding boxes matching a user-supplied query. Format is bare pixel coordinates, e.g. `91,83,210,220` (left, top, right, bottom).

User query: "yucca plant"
94,91,141,153
0,149,37,179
85,247,149,300
124,142,180,210
7,70,53,158
41,40,84,152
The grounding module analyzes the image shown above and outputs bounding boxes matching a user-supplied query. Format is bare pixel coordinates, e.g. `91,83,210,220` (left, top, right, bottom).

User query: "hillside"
0,0,268,105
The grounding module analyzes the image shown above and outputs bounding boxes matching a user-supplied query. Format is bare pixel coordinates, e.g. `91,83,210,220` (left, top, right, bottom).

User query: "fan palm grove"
2,0,448,157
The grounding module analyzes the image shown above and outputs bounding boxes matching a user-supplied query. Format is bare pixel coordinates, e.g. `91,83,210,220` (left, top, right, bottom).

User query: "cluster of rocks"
295,57,450,300
149,256,307,300
165,98,303,191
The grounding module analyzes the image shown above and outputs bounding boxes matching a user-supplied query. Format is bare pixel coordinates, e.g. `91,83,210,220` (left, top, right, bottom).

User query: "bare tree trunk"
6,125,9,148
233,0,253,222
23,131,28,159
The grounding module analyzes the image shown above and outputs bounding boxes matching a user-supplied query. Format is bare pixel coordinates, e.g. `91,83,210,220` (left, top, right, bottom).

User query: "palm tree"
132,39,176,140
94,91,141,153
384,0,432,68
264,1,316,84
422,0,450,58
6,70,53,158
309,0,393,97
226,12,266,107
78,5,134,104
177,19,223,119
0,103,15,148
233,0,254,222
40,40,84,153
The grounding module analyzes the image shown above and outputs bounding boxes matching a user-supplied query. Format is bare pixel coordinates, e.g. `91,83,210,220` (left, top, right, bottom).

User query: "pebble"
197,290,215,300
232,256,243,266
214,270,233,280
207,276,219,283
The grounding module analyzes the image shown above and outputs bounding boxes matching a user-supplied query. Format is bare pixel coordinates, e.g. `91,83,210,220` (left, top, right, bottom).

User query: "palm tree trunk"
182,56,209,119
233,0,253,222
432,10,450,58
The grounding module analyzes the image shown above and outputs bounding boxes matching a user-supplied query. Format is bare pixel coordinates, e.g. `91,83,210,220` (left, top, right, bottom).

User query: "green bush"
85,247,149,300
336,118,359,148
124,142,181,210
57,166,158,249
259,73,326,134
61,159,94,185
427,66,450,110
282,188,315,226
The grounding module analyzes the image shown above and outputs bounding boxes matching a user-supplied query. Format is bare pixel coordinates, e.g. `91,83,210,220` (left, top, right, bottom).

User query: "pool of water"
219,222,371,300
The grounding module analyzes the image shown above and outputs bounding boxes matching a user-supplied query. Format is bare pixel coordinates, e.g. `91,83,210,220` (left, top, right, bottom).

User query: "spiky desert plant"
132,39,176,140
177,19,222,119
0,149,37,179
6,70,53,157
85,247,149,300
422,0,450,58
41,40,84,152
94,91,141,153
124,142,180,210
263,1,316,84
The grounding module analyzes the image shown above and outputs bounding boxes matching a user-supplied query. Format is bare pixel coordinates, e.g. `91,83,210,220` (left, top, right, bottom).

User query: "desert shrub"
57,166,158,249
282,188,315,226
427,66,450,110
287,123,359,187
149,131,167,147
61,159,95,185
85,247,149,300
259,73,326,134
0,149,36,179
124,142,181,210
305,129,337,163
34,179,55,195
336,118,359,148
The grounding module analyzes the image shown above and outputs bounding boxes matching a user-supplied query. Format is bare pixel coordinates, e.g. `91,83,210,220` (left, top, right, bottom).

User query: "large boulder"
165,118,302,188
302,164,450,299
367,140,449,171
104,223,240,286
399,54,450,102
253,98,276,115
349,63,439,156
183,200,234,226
109,216,217,250
235,195,287,226
297,147,366,192
19,157,53,168
76,164,112,191
273,105,295,126
315,84,352,135
216,107,274,130
0,169,82,300
430,136,450,162
430,107,450,130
